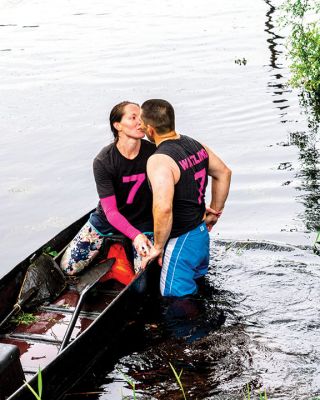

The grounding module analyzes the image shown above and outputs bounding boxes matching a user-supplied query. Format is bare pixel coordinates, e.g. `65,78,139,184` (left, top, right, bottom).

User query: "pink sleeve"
100,195,141,240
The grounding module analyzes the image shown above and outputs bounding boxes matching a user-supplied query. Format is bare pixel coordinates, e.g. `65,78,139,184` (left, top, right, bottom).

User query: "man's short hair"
141,99,175,134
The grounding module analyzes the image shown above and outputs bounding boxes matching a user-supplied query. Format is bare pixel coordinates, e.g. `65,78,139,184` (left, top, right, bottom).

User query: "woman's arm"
101,195,141,239
101,195,152,257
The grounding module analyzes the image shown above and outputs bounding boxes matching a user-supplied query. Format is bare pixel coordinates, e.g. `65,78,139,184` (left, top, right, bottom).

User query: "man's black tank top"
155,135,209,237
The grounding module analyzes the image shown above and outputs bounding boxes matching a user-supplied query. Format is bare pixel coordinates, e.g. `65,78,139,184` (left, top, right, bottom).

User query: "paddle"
59,258,115,352
0,251,67,330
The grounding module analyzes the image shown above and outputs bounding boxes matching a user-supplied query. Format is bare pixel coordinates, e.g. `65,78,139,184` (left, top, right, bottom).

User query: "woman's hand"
133,233,153,257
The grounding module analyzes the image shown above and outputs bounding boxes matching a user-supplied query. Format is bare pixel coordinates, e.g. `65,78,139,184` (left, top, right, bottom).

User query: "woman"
60,101,155,275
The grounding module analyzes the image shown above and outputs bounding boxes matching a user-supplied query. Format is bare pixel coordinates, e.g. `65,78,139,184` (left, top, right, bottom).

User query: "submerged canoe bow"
0,211,160,400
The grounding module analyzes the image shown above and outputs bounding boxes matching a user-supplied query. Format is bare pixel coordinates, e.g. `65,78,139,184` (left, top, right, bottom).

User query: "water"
64,241,320,399
0,0,319,398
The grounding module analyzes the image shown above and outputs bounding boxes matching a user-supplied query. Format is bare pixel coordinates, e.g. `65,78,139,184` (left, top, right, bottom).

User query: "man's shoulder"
148,153,179,174
180,134,203,148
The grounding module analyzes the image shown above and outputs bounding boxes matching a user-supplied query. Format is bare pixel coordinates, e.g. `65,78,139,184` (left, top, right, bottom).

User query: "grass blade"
169,362,187,400
37,367,42,399
24,381,41,400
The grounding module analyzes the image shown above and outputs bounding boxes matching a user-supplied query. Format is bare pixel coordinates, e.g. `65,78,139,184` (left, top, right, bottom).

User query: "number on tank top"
194,168,206,204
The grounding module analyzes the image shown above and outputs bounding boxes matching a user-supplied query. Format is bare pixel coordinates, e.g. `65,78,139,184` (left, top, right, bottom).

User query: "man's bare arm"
203,144,232,218
142,154,176,266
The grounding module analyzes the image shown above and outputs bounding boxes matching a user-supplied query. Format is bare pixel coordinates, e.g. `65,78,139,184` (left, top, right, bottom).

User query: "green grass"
25,364,320,400
25,367,42,400
169,362,187,400
245,383,268,400
118,368,137,400
314,231,320,255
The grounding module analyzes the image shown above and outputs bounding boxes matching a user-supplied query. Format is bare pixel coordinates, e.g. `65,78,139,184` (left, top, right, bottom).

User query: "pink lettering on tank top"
178,148,208,171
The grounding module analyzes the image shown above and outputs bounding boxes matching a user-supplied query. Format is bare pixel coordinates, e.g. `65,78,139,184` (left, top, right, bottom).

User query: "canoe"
0,211,160,400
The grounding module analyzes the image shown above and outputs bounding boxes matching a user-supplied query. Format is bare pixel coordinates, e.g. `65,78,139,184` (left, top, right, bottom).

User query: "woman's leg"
60,221,104,275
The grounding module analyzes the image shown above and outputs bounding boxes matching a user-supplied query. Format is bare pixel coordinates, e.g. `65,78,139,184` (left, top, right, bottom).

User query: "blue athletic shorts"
160,222,209,297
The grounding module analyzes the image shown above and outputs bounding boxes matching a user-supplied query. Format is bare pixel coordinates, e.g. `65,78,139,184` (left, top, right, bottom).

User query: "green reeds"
169,362,187,400
314,231,320,255
118,369,137,400
245,383,268,400
25,366,42,400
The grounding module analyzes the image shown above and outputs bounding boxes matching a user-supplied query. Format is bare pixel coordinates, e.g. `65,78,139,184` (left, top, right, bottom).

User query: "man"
140,99,231,297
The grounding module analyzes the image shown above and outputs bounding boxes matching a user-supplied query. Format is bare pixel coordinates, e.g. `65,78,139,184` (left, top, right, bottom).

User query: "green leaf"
169,362,187,400
37,367,42,399
24,381,42,400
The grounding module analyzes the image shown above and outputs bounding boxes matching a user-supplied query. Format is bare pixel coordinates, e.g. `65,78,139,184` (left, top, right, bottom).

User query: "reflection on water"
292,93,320,233
264,0,285,71
264,0,290,121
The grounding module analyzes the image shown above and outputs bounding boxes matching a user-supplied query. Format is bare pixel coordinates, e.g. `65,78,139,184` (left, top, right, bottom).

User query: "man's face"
139,111,155,143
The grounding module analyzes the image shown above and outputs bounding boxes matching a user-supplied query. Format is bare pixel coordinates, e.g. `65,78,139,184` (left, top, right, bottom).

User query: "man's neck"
155,131,180,146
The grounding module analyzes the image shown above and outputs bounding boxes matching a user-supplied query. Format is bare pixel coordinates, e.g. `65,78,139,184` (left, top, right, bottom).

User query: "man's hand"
205,206,222,232
141,247,163,269
132,234,153,257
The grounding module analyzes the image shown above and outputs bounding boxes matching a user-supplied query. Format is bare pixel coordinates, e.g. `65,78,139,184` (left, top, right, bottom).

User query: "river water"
0,0,319,398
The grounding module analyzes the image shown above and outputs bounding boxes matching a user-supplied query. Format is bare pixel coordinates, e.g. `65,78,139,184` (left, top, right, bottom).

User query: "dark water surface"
1,0,319,398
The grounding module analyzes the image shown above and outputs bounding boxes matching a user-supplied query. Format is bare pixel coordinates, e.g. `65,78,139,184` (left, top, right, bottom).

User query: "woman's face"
118,104,144,139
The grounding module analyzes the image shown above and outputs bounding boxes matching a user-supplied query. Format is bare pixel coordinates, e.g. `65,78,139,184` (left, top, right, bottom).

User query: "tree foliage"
282,0,320,99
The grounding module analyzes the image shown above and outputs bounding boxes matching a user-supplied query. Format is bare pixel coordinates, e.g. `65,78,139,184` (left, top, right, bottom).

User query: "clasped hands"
132,233,162,270
133,205,223,270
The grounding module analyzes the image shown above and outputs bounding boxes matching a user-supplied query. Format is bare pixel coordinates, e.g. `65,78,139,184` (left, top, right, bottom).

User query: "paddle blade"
75,258,115,293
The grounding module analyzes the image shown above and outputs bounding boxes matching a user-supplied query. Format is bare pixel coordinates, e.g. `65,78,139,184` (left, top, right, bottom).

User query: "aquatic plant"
244,383,268,400
235,57,248,66
259,389,268,400
169,362,187,400
281,0,320,98
314,231,320,254
25,366,42,400
43,246,58,258
11,311,38,325
118,368,137,400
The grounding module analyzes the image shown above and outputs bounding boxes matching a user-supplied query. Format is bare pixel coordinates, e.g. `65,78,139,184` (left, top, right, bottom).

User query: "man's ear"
147,125,155,138
113,122,121,132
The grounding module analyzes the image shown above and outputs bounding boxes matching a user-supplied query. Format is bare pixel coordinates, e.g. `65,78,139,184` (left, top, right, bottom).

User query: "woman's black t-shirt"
90,139,156,235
